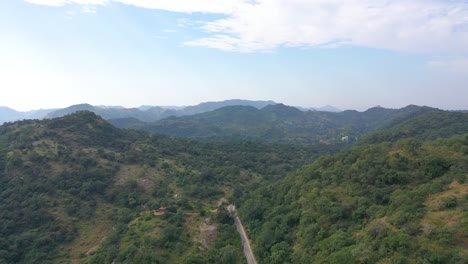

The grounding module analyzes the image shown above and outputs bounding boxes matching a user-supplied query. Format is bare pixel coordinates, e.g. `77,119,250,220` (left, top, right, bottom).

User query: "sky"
1,0,468,111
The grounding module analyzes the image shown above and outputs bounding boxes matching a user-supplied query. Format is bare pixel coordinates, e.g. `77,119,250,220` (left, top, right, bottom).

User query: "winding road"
227,204,258,264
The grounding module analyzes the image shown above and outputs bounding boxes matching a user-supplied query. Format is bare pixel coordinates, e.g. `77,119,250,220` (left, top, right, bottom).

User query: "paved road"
228,205,258,264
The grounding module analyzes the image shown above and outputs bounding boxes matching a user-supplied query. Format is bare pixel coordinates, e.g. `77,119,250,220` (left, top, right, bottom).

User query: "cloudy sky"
1,0,467,111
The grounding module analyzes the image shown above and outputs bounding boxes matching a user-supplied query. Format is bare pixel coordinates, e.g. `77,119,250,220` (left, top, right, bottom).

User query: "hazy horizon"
0,99,463,113
2,1,468,112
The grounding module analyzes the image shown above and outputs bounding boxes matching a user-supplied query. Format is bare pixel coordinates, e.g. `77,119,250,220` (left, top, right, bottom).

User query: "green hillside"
42,100,277,123
111,104,455,145
363,110,468,143
239,135,468,263
0,109,467,264
0,112,331,264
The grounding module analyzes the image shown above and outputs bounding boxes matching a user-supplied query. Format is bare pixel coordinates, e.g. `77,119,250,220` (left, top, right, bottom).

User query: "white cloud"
187,0,468,54
24,0,468,54
81,5,97,13
64,10,75,18
113,0,249,14
24,0,248,13
25,0,109,5
428,57,468,73
24,0,66,6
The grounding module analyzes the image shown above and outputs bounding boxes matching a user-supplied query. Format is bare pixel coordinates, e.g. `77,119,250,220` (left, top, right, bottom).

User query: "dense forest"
240,135,468,263
109,104,466,145
0,107,467,263
0,112,335,263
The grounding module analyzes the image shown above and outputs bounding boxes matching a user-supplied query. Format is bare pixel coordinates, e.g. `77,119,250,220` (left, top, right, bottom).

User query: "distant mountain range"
0,99,341,124
295,104,342,112
1,104,466,263
43,100,279,122
109,104,468,144
3,101,466,145
0,106,56,124
4,101,466,145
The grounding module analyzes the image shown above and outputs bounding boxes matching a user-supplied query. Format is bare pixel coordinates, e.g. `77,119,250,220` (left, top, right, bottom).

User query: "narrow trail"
227,204,258,264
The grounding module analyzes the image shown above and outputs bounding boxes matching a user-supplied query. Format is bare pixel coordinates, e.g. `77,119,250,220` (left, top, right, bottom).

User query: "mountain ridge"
0,111,334,263
0,100,344,124
110,104,468,145
1,108,466,263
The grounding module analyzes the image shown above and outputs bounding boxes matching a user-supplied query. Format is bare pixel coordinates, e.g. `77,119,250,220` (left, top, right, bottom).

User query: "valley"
4,1,468,263
0,105,466,264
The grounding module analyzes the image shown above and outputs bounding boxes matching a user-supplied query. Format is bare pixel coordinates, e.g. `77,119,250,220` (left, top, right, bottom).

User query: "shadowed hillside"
239,134,468,263
0,112,333,264
110,104,468,145
0,107,467,263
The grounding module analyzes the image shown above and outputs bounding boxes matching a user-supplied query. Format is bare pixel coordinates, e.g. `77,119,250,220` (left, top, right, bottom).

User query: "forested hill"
1,109,467,264
0,111,335,264
362,110,468,143
239,134,468,263
110,104,468,144
42,100,278,122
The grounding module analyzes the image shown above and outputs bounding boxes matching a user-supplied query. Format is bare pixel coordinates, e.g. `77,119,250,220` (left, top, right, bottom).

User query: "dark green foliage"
1,109,467,264
0,132,118,263
440,196,458,209
45,111,126,149
114,104,466,145
363,109,468,143
240,134,468,263
0,112,333,263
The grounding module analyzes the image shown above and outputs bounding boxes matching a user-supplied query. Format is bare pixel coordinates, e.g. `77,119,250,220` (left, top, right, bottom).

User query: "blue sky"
1,0,467,111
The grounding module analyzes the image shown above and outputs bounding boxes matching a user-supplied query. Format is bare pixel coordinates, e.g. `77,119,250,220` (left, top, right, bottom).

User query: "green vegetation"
363,109,468,143
0,107,467,263
239,134,468,263
0,112,332,263
110,104,465,145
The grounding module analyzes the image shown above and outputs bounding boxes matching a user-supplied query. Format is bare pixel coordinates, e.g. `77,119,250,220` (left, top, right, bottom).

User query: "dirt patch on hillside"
196,222,217,250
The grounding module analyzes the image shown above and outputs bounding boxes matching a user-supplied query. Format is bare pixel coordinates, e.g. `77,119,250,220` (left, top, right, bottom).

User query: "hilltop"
0,106,466,264
240,133,468,263
0,100,280,124
111,104,468,144
0,112,332,263
0,100,344,124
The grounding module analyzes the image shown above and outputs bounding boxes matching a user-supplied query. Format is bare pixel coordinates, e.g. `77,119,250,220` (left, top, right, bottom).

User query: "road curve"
228,205,258,264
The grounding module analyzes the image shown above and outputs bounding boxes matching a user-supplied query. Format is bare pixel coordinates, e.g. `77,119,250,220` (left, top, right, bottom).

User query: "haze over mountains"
0,107,56,124
109,104,468,145
4,0,468,263
3,100,466,146
1,99,467,264
0,99,341,124
0,104,466,263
